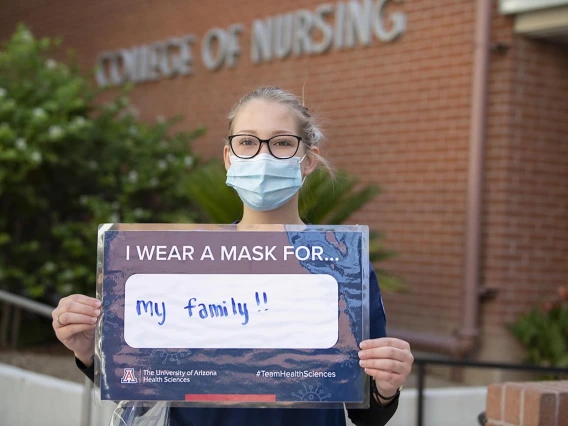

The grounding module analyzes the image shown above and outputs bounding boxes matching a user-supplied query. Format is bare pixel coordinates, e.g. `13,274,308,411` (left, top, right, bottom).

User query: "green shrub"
510,286,568,369
0,25,204,301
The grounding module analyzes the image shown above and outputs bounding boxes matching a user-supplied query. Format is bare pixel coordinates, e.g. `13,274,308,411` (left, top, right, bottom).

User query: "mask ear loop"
299,154,308,185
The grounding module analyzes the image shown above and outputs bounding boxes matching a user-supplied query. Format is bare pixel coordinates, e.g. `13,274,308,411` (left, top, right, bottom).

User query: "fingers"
61,294,101,310
55,312,98,328
359,358,409,375
52,294,101,329
363,368,405,385
55,323,96,341
358,337,414,394
359,338,413,368
358,346,414,363
359,337,410,351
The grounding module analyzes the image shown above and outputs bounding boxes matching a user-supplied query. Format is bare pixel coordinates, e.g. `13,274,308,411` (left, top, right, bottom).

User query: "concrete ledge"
0,363,114,426
383,387,488,426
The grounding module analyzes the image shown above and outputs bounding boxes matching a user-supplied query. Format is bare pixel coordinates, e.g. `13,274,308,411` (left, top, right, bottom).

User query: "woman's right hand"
52,294,101,368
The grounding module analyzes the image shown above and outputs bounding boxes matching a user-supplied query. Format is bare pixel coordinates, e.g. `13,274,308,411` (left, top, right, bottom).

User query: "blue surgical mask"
226,153,305,211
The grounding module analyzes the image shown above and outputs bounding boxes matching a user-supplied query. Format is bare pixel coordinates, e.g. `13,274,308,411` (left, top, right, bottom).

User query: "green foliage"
186,160,243,224
186,161,404,291
510,286,568,370
0,25,204,300
299,168,379,225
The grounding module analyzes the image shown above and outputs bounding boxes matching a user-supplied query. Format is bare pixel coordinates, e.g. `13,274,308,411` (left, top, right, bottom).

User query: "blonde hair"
227,86,333,174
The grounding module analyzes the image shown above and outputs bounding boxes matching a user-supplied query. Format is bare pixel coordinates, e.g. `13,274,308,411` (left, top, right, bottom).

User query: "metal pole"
0,303,11,347
413,357,568,375
0,289,93,426
81,377,93,426
417,361,425,426
10,306,21,348
0,290,54,318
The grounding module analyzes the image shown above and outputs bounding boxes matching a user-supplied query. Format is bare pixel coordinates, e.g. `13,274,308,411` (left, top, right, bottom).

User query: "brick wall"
486,381,568,426
478,26,568,368
0,0,566,365
0,0,476,335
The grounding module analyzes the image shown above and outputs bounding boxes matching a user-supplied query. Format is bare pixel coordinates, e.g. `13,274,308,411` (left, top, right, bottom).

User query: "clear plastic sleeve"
109,401,170,425
95,223,370,414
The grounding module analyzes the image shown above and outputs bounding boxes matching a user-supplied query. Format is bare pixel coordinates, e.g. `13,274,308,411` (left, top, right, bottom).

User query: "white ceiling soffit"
514,6,568,43
500,0,568,15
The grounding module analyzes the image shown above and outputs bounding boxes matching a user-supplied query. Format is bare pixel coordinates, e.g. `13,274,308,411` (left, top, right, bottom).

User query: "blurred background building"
0,0,566,388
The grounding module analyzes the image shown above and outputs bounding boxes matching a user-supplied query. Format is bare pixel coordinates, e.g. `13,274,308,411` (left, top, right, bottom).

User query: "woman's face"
224,99,319,174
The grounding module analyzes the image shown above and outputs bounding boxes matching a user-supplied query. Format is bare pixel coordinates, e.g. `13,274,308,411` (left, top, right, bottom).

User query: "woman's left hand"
358,337,414,400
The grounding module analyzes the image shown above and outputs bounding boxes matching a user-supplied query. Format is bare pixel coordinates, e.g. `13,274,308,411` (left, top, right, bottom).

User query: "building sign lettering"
95,0,406,87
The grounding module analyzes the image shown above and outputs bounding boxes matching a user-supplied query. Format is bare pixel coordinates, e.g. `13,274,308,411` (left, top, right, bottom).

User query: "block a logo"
121,368,138,383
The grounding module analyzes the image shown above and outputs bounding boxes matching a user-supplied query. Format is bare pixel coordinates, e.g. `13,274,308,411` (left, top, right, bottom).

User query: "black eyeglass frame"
227,134,304,159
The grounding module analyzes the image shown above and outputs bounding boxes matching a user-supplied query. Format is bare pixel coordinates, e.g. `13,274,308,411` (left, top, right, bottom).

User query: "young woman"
52,86,414,426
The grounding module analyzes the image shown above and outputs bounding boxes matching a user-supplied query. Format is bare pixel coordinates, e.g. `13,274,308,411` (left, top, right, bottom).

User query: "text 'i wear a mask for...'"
226,153,305,211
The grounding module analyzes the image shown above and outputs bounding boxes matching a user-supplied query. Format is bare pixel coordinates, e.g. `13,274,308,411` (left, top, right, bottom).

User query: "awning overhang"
500,0,568,43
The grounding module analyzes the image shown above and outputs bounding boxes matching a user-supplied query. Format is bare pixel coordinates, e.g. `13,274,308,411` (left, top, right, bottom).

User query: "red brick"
523,387,557,426
504,383,523,424
486,383,504,421
558,392,568,426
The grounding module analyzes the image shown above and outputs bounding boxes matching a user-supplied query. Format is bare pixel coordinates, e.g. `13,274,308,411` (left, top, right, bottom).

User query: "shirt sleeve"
347,387,400,426
75,357,95,383
346,263,398,426
369,263,387,340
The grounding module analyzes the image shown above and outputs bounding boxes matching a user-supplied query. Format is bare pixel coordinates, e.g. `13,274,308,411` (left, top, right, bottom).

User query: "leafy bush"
0,25,204,301
510,286,568,369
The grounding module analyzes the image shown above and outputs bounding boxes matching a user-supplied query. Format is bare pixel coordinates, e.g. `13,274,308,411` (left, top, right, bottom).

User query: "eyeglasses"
228,134,303,159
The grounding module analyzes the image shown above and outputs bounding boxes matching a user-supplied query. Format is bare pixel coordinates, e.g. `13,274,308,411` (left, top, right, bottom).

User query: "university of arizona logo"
121,368,138,383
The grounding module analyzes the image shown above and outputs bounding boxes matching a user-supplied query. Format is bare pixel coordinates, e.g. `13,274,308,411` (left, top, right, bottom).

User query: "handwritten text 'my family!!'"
135,292,270,326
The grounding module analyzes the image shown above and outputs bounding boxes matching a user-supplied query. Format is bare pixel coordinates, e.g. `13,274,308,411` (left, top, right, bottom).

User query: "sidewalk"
0,347,85,384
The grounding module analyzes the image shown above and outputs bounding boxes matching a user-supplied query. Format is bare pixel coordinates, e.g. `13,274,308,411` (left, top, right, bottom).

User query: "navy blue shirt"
79,265,398,425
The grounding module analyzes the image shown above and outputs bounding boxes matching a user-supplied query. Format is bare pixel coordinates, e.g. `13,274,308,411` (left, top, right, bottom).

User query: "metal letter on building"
176,36,197,76
201,28,229,71
225,24,244,68
147,44,161,81
344,0,373,48
118,49,136,82
372,0,406,42
251,17,273,63
311,4,335,54
95,52,113,87
274,13,294,59
334,2,347,50
293,10,314,56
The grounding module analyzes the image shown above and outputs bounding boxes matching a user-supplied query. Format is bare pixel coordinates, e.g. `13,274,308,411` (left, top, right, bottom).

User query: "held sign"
96,225,370,407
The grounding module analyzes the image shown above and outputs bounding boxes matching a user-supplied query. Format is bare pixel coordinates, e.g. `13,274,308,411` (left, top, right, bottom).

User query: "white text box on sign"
123,274,339,349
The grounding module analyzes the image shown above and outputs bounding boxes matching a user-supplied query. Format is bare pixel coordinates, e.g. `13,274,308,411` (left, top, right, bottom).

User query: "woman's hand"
358,337,414,403
52,294,101,367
